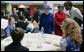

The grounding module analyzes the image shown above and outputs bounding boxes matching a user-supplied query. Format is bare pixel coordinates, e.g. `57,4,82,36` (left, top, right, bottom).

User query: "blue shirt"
65,38,81,51
39,13,55,34
5,25,15,38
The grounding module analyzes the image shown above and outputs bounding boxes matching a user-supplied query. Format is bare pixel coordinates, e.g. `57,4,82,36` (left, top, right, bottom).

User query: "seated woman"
15,15,28,31
5,27,29,51
5,17,15,38
59,18,83,51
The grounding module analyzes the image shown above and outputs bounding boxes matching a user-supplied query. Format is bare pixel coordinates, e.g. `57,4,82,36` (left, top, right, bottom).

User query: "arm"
74,9,83,22
60,38,67,51
54,13,61,26
5,28,10,37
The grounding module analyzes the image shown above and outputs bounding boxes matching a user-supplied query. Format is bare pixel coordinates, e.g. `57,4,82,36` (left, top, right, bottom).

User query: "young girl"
5,17,15,38
60,18,83,51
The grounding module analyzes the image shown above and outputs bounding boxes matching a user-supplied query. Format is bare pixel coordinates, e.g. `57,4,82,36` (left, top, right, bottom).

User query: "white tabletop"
1,33,62,51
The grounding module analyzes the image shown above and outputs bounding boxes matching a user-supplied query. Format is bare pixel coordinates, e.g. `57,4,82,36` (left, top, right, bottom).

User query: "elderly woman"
54,5,66,36
39,5,55,34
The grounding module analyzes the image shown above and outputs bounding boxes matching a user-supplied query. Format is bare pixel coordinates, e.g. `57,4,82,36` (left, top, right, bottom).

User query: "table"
1,33,62,51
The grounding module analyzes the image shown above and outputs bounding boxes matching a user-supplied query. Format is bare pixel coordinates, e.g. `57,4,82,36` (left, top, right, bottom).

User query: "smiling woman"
4,17,15,38
39,5,55,34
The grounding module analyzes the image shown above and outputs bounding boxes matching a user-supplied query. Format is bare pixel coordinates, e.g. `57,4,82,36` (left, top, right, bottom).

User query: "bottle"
41,27,44,34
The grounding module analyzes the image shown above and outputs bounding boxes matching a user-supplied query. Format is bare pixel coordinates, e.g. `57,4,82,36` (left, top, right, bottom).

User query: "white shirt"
26,23,34,32
69,6,83,22
60,38,67,51
1,19,8,29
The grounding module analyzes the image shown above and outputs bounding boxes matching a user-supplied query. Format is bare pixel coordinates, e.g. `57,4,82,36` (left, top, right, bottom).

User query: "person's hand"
53,44,60,47
62,34,65,39
24,30,27,33
52,31,55,35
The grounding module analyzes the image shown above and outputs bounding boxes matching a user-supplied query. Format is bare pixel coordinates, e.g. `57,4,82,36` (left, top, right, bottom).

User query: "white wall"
47,1,66,15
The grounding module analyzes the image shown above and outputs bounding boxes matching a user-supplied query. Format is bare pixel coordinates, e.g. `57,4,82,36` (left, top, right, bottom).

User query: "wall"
47,1,66,15
6,3,12,15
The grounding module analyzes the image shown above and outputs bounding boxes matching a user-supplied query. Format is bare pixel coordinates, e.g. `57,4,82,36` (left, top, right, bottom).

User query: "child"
5,17,15,38
60,18,83,51
5,28,29,51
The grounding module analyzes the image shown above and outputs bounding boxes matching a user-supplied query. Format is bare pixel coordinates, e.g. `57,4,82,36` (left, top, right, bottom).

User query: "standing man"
64,1,83,27
39,5,55,34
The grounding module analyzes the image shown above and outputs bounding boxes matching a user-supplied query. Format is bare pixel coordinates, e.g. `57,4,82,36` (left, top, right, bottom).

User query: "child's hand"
53,44,59,47
62,34,66,39
52,31,55,35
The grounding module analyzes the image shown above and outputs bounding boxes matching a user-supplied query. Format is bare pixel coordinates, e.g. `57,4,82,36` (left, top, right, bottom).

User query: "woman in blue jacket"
39,5,55,34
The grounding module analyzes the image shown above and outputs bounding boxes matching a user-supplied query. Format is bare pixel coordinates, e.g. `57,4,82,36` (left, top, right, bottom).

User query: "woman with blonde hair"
60,18,83,51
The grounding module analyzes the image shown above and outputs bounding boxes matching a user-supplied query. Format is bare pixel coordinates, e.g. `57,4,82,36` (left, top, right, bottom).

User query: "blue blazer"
39,13,55,34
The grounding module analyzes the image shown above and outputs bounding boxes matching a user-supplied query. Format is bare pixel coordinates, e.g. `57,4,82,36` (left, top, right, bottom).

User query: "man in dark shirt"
5,27,29,51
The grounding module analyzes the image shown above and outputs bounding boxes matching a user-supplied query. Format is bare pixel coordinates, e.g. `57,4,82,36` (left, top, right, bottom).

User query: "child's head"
62,18,83,45
18,15,24,21
58,4,64,12
8,17,15,26
11,27,24,43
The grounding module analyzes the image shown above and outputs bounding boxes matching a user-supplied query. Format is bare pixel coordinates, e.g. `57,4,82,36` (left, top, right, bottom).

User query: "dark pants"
74,17,82,27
